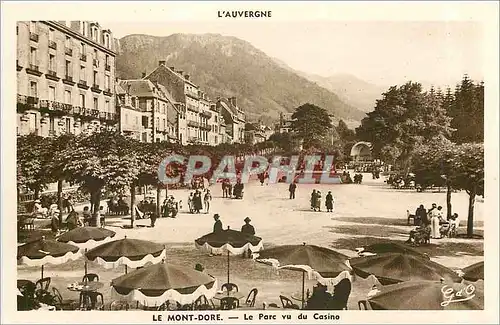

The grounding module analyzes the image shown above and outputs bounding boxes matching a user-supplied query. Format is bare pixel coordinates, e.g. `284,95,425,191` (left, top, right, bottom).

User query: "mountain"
114,34,367,123
303,73,386,113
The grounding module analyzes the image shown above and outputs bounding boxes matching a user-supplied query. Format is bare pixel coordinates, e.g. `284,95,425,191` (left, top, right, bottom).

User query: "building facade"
275,112,293,134
216,97,246,144
17,21,117,137
117,79,179,143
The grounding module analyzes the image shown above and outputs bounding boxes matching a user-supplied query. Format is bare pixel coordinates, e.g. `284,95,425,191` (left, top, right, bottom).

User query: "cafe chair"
332,278,352,310
78,292,104,310
358,300,369,310
91,292,105,310
52,287,78,310
220,296,239,310
193,295,215,310
35,277,51,292
110,300,130,311
280,295,300,309
221,282,239,293
82,273,99,283
245,288,258,307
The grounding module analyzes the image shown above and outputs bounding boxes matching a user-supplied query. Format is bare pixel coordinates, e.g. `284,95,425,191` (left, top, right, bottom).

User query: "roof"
115,83,127,95
218,98,238,117
144,65,198,88
118,80,157,98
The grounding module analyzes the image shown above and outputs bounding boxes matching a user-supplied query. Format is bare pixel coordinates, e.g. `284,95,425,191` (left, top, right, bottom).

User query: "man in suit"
241,217,255,236
213,214,223,233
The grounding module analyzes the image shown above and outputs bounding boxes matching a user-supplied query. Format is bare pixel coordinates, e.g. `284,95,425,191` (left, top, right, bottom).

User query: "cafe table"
213,291,245,301
67,281,104,293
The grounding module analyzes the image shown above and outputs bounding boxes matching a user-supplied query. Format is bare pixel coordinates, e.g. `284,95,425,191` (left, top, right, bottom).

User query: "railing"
29,33,39,42
78,80,88,87
47,70,57,77
80,54,87,61
28,64,40,72
91,84,102,93
200,110,213,118
65,48,73,56
186,104,199,113
187,120,201,128
64,75,73,82
49,40,57,49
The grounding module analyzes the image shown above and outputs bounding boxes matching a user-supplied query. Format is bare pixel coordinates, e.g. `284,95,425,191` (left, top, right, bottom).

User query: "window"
105,75,110,90
29,21,36,33
131,98,136,108
49,117,55,132
163,119,166,129
66,118,72,134
105,100,110,112
93,71,98,85
105,34,110,47
30,81,37,97
80,65,85,81
135,116,139,126
79,94,85,107
30,47,37,65
65,90,71,104
105,54,109,65
49,54,55,71
65,60,71,77
49,86,55,101
162,103,166,114
80,42,85,55
65,36,71,48
49,29,54,41
93,98,98,110
156,117,160,128
125,114,128,124
81,21,87,36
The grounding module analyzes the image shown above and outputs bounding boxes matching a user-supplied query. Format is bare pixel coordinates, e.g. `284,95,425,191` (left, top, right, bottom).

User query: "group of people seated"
188,189,212,214
406,203,461,245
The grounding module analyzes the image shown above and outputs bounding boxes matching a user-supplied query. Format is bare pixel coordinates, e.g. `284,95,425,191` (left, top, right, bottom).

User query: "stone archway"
350,142,372,162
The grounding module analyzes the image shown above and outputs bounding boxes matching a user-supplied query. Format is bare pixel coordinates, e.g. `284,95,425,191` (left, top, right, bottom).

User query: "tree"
268,132,296,153
58,131,140,225
448,143,484,237
290,103,333,149
356,82,452,168
448,75,484,143
412,140,484,237
17,135,52,199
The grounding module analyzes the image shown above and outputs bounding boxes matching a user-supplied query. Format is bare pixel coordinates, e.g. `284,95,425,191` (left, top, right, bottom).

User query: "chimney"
184,74,190,80
159,60,166,66
169,66,175,70
142,72,146,78
177,70,184,75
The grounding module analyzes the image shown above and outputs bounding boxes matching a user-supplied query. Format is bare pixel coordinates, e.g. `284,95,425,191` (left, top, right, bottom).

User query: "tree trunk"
156,186,161,216
93,189,102,214
164,187,168,200
446,182,452,220
467,189,476,238
130,184,136,228
57,179,63,211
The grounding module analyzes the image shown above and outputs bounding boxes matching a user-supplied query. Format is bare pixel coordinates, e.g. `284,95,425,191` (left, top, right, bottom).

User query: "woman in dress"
325,191,334,213
430,209,440,239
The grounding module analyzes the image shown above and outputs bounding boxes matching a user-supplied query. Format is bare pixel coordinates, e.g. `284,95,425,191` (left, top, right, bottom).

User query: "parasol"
255,243,352,308
111,260,217,307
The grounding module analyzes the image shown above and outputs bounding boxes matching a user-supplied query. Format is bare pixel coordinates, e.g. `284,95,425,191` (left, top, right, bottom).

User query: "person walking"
325,191,334,213
150,212,158,228
315,191,322,212
204,189,212,214
289,182,297,199
310,190,317,210
213,214,223,233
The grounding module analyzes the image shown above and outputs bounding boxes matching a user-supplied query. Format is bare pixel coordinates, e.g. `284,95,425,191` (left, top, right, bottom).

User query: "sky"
104,21,484,89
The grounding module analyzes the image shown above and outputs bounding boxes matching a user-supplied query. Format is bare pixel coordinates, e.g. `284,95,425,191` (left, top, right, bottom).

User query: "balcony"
103,88,112,97
65,48,73,56
185,90,199,100
49,40,57,50
187,120,201,128
91,84,102,94
16,60,22,71
105,64,111,72
39,100,73,115
63,75,75,86
106,112,117,123
17,94,39,113
200,124,212,131
80,54,87,62
26,64,43,77
45,69,60,81
186,104,199,113
29,32,39,42
77,80,89,90
200,110,212,118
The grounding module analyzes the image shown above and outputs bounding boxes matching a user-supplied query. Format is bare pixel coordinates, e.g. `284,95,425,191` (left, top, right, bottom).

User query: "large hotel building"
16,21,117,137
